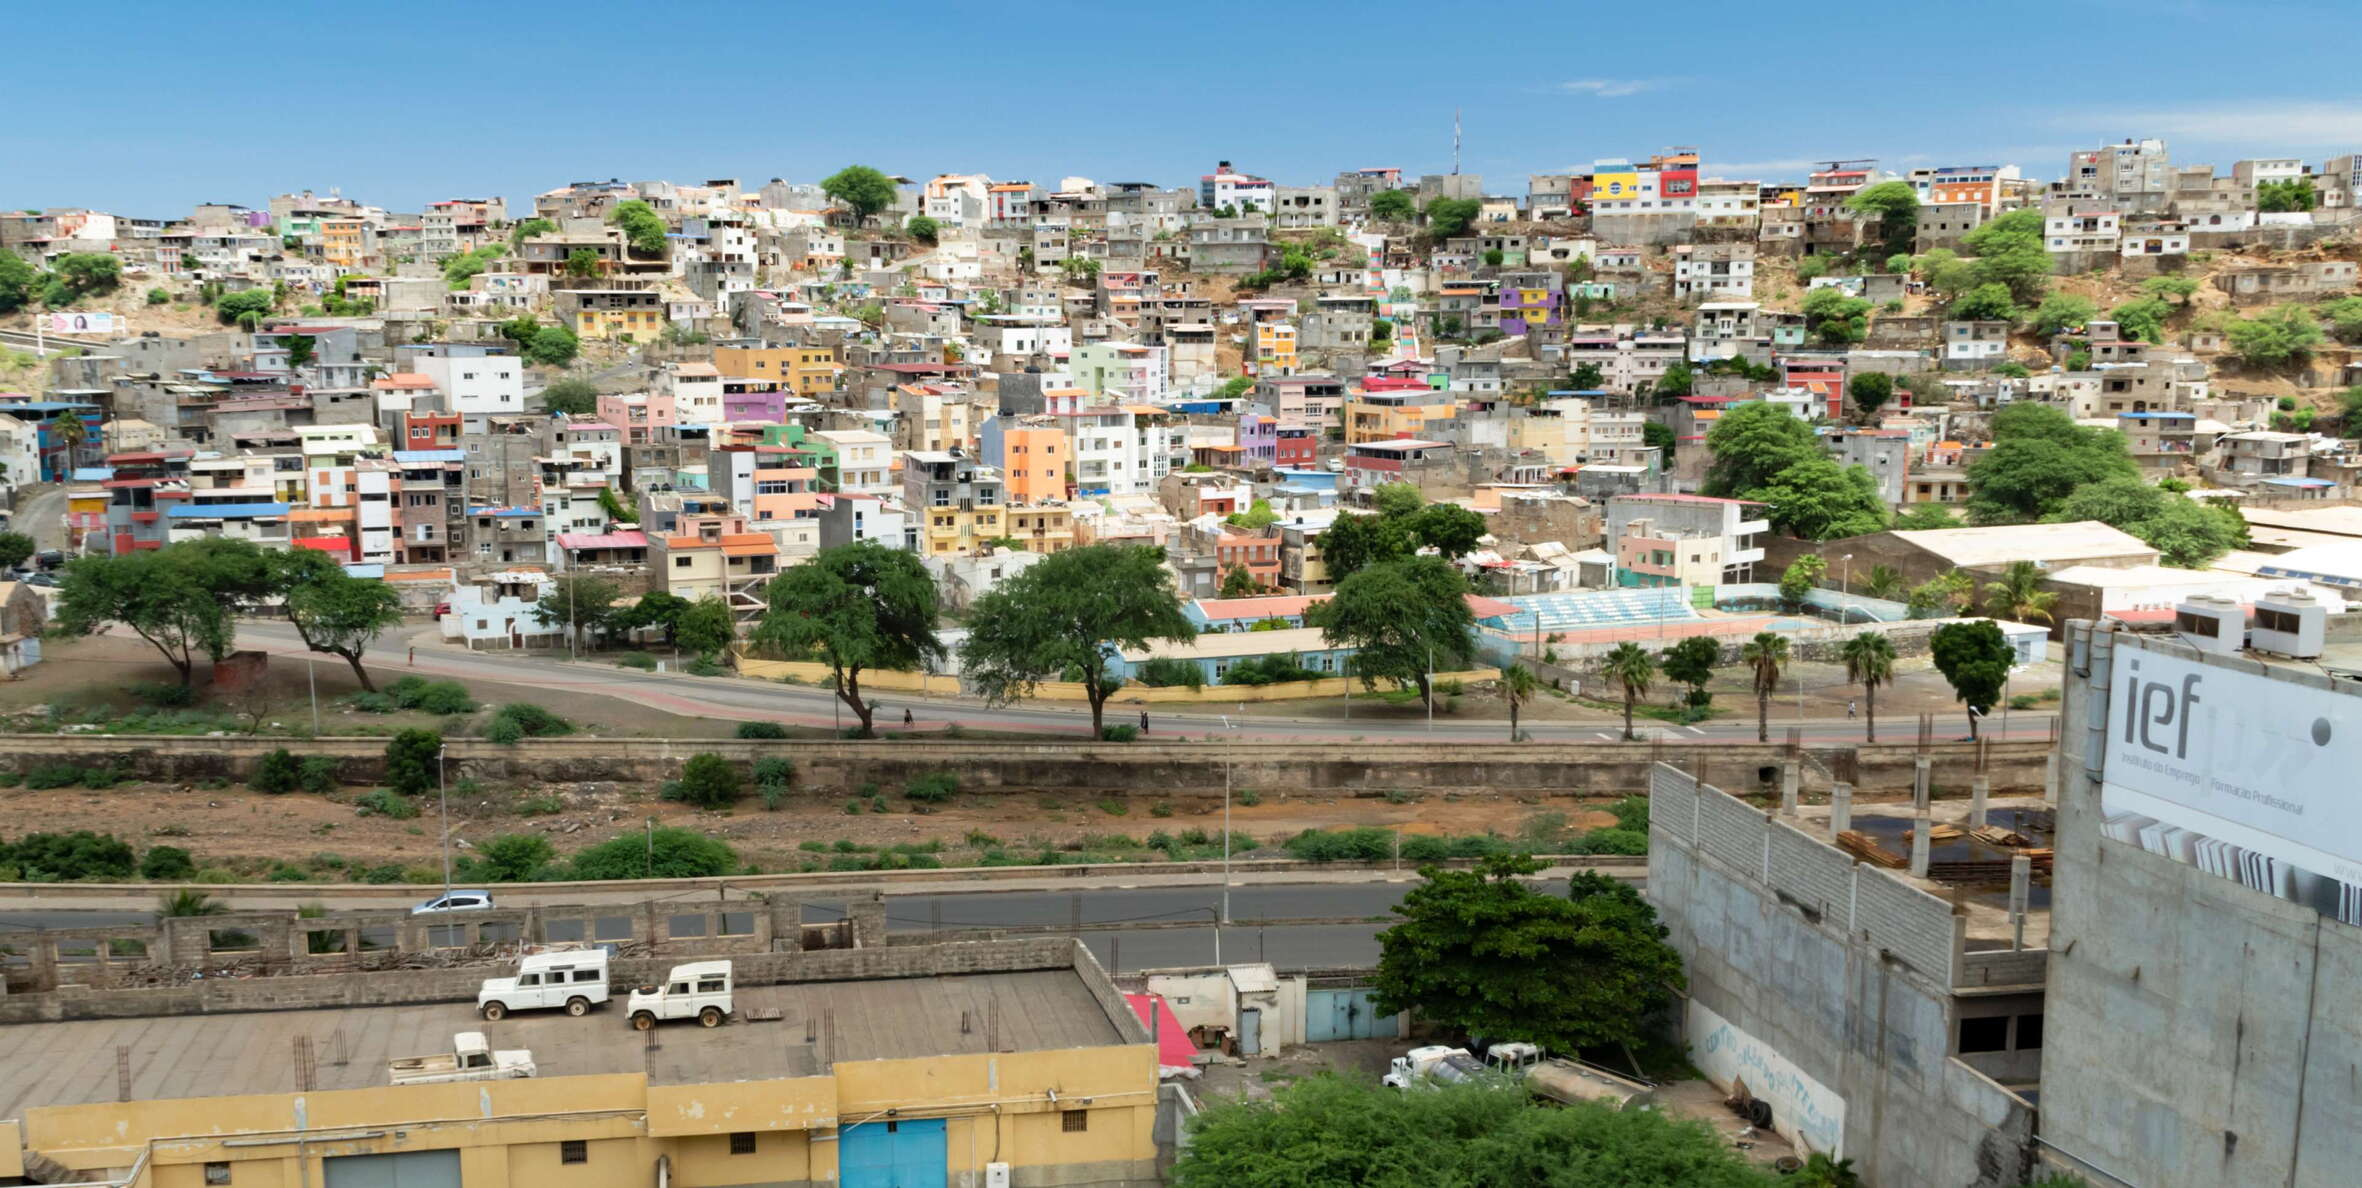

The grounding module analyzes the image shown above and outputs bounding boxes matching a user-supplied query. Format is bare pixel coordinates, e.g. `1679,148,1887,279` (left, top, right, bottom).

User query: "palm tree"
1937,570,1975,614
1840,631,1898,743
1600,642,1656,741
1863,564,1905,601
1741,631,1791,743
1498,662,1539,742
158,888,226,917
1982,560,2059,624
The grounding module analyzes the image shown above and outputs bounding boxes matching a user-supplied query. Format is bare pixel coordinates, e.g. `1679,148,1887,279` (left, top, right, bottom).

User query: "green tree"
674,596,736,657
213,288,274,326
672,753,743,809
2031,293,2097,336
1964,403,2137,524
2257,178,2316,212
0,253,38,313
1225,498,1279,530
1424,197,1482,239
2110,296,2172,344
2141,274,2199,307
1482,247,1505,268
1653,359,1694,399
2220,304,2324,367
533,574,623,646
1498,661,1538,742
273,550,403,692
1894,504,1958,530
1406,501,1486,559
821,165,898,225
1569,361,1605,390
962,544,1191,735
758,541,943,736
1840,631,1897,743
540,377,599,416
2046,477,2247,567
1213,375,1255,401
1219,564,1259,599
1171,1074,1765,1188
282,334,316,371
1372,482,1423,518
524,325,580,367
1641,420,1676,459
1801,286,1870,344
1373,855,1686,1057
1929,620,2012,739
1862,563,1906,599
563,248,602,280
1660,635,1720,709
1844,180,1920,260
1600,641,1656,741
1948,283,2018,323
51,253,122,299
1751,457,1889,541
383,729,441,797
596,486,637,524
508,217,556,246
608,199,669,255
1741,631,1789,743
1369,189,1416,221
1847,371,1894,418
568,826,735,879
1316,511,1409,584
1779,554,1827,608
904,215,940,244
613,590,690,646
53,539,270,686
1313,556,1475,712
0,532,33,571
472,834,555,882
1701,401,1818,497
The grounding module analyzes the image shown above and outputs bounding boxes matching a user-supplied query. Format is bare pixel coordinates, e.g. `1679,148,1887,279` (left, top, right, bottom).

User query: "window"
1958,1015,2010,1054
2016,1012,2044,1049
730,1131,757,1155
1062,1110,1089,1133
561,1140,588,1165
675,556,692,568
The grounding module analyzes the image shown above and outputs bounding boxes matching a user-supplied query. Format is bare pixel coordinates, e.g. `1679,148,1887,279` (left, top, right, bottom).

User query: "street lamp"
437,745,452,899
1840,554,1855,623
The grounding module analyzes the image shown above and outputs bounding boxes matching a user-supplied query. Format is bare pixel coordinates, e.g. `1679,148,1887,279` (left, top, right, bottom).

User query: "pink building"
595,391,678,444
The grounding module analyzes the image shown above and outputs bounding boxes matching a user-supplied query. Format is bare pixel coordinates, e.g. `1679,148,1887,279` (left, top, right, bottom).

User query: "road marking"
1594,732,1613,741
1686,726,1707,735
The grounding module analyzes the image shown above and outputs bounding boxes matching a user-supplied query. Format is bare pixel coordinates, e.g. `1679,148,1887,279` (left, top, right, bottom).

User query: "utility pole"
437,746,451,898
1425,645,1434,732
307,658,320,736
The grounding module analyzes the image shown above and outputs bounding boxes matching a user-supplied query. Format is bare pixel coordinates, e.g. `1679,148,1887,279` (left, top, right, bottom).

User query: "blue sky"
11,0,2360,217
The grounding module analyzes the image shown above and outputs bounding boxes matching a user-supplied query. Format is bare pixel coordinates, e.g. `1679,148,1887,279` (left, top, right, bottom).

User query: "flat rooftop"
0,969,1121,1115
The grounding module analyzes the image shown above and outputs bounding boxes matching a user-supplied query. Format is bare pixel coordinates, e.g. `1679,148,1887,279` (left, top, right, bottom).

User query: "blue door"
1308,989,1399,1042
842,1117,947,1188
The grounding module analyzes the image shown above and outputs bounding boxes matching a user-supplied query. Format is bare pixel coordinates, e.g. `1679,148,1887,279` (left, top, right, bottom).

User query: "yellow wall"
574,307,663,340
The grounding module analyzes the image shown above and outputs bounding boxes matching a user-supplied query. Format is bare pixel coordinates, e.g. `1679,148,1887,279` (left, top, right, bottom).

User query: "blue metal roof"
2117,411,2194,419
393,449,465,463
69,467,114,481
2262,477,2335,488
167,502,290,518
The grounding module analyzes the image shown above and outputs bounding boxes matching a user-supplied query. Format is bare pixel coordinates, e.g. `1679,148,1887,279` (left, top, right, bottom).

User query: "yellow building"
557,289,666,341
711,346,844,397
902,450,1004,555
0,940,1161,1188
318,218,371,267
1253,322,1297,375
1006,502,1077,552
1344,390,1461,445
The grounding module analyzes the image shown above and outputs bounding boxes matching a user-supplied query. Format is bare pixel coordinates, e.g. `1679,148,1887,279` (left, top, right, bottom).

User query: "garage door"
1306,989,1398,1042
323,1149,462,1188
841,1117,947,1188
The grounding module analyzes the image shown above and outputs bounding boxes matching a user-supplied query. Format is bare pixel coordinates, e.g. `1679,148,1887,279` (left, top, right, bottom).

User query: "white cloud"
2071,101,2362,146
1557,78,1658,98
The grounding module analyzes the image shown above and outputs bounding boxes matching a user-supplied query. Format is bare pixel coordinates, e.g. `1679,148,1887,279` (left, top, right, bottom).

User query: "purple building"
1496,271,1566,336
721,382,787,424
1236,414,1278,466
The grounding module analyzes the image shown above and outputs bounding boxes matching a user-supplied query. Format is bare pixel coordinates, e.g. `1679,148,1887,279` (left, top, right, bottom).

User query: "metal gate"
1305,989,1398,1042
841,1117,947,1188
1238,1007,1262,1055
322,1149,461,1188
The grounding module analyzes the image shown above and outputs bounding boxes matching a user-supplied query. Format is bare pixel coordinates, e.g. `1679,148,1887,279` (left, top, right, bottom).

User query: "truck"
477,948,611,1021
626,959,733,1031
388,1032,536,1085
1382,1045,1485,1089
1485,1042,1657,1110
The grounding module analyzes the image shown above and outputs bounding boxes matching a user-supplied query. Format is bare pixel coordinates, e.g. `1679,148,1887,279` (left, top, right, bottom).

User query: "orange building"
997,421,1069,503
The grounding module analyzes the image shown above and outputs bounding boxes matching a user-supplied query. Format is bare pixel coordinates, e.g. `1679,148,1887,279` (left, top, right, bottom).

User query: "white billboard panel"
48,311,115,335
2100,647,2362,920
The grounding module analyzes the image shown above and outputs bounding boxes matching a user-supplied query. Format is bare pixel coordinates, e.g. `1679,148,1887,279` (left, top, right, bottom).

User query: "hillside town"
6,132,2362,1188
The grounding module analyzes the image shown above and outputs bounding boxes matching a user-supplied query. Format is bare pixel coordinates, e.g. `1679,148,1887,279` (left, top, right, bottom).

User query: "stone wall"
0,734,2053,799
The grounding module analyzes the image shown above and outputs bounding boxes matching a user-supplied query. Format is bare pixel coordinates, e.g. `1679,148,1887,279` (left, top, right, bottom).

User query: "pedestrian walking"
903,707,914,727
1847,699,1857,719
1139,710,1151,735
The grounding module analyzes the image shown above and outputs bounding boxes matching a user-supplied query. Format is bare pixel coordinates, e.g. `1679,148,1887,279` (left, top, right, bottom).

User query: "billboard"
2099,646,2362,922
48,311,115,335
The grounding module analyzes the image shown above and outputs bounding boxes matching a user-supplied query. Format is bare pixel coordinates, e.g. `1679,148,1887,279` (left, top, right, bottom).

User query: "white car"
411,890,495,916
478,949,611,1021
627,960,733,1030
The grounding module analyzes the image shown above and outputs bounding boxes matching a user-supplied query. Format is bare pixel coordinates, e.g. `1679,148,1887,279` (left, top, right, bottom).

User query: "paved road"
225,619,2059,745
9,484,68,552
0,877,1596,973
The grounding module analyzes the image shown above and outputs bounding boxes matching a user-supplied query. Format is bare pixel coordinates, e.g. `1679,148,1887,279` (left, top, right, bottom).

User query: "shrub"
360,863,406,884
1221,654,1324,686
485,717,525,745
355,789,419,819
567,827,736,879
267,863,309,882
82,767,121,790
348,692,397,714
384,677,476,715
470,834,555,882
139,845,195,880
131,681,198,707
752,756,794,787
298,756,339,795
1572,828,1648,855
1,831,137,880
514,793,563,816
491,703,574,738
760,784,787,811
615,653,659,671
842,799,863,815
1136,657,1206,689
673,753,743,809
383,730,441,796
685,657,726,677
905,772,959,804
1283,827,1394,862
736,721,788,740
1097,798,1129,816
1605,796,1649,834
25,763,85,790
1238,788,1263,807
1150,801,1174,818
1099,724,1139,742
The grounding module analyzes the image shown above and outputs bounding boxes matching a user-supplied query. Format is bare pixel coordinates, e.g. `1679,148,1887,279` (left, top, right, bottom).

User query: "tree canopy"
1701,402,1886,540
271,549,404,692
1369,189,1417,221
1930,620,2013,738
2045,477,2247,567
2219,304,2324,367
0,253,37,314
1801,286,1870,344
2031,292,2096,336
1964,403,2137,524
540,378,599,416
1373,857,1686,1056
53,538,275,686
1313,556,1475,709
821,165,898,223
1425,197,1482,240
1847,371,1894,418
961,544,1193,734
759,542,943,736
608,199,669,255
1844,180,1919,260
50,253,121,301
2257,178,2316,213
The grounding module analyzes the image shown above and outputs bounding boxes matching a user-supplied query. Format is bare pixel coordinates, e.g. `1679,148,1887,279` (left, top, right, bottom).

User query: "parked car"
34,550,65,571
478,949,611,1021
412,889,495,915
23,573,58,588
387,1032,535,1085
627,960,733,1030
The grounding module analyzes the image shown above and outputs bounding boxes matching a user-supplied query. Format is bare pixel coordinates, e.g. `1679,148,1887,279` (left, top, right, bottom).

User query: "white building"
813,428,896,497
440,571,558,649
660,361,724,425
413,353,525,429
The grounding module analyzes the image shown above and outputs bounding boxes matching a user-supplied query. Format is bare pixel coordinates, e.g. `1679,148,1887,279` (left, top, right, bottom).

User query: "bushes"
736,720,788,740
1099,724,1139,742
670,753,743,810
491,703,574,738
569,827,736,879
469,834,555,882
1284,828,1516,863
753,757,794,811
383,730,441,796
140,845,195,880
24,763,87,790
376,677,477,715
355,789,419,819
299,756,339,794
1135,657,1206,690
1221,654,1325,686
1,831,137,881
905,772,960,804
485,717,525,745
253,749,301,794
615,652,659,671
1569,828,1648,855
